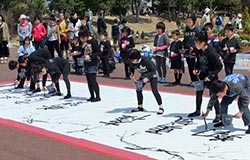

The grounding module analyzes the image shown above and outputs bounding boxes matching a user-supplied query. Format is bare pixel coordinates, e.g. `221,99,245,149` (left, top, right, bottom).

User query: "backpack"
215,16,223,26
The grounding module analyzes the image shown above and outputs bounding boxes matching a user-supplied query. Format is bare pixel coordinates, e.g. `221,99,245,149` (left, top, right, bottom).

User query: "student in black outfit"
169,30,183,85
220,24,241,76
79,27,101,102
111,19,119,52
120,26,135,79
8,48,51,93
129,49,164,115
70,36,84,75
99,31,111,77
183,12,199,86
33,57,72,99
188,30,223,122
9,56,28,89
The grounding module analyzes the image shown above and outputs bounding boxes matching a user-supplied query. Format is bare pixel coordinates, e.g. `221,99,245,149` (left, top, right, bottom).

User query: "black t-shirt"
83,37,100,66
100,40,111,57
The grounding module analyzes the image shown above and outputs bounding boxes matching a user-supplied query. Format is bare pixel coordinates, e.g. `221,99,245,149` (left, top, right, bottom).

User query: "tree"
243,6,250,32
217,0,242,14
49,0,75,14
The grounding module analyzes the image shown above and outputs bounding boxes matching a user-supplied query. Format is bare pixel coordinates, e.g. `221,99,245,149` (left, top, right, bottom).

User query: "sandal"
131,107,144,112
157,108,164,115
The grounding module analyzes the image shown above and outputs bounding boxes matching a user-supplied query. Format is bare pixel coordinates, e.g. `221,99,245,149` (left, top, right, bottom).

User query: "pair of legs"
85,73,100,102
33,41,44,50
47,40,62,58
100,56,110,77
124,61,134,79
186,57,198,83
173,69,183,85
215,95,250,133
0,41,9,63
188,88,220,122
155,56,167,83
60,41,69,60
132,78,164,114
224,62,235,76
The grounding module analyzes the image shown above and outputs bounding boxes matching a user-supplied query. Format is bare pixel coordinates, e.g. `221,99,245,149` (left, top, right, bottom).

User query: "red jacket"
32,23,47,41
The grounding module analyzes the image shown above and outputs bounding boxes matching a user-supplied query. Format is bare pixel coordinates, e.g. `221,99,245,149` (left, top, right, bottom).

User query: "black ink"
146,116,193,135
100,114,151,126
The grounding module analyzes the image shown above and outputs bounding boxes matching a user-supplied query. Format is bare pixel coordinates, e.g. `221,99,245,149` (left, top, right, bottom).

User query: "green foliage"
49,0,75,13
6,0,47,21
243,6,250,32
217,0,242,14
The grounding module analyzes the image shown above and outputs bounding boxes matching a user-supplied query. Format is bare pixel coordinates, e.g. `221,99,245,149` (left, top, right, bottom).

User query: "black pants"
224,62,234,76
155,56,166,78
137,78,162,106
0,41,9,57
33,41,44,50
124,62,134,78
101,56,110,76
54,64,71,94
186,57,198,82
196,89,220,115
85,73,100,99
47,40,61,58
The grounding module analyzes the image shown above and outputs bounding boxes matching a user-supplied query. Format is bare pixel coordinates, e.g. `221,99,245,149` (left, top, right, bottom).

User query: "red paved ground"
0,48,249,160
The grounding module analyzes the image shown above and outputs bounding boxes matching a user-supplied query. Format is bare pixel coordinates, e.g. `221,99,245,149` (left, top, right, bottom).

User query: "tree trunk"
131,0,135,15
135,0,140,23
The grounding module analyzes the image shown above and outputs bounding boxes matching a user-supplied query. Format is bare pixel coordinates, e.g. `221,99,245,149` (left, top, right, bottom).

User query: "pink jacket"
32,23,47,41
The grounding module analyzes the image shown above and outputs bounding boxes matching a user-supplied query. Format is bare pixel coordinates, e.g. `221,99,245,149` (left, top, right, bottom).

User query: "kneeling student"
128,49,164,115
33,57,72,99
202,74,250,134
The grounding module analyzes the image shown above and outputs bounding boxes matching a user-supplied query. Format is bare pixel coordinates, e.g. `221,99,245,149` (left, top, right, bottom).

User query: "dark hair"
224,23,234,31
0,14,5,22
50,15,56,21
210,80,227,95
204,22,213,30
18,56,27,64
34,16,41,22
121,26,131,35
156,22,165,32
187,12,196,24
113,19,118,23
78,26,90,38
121,19,127,24
8,60,18,70
128,49,141,61
171,30,180,36
100,31,108,37
195,29,208,44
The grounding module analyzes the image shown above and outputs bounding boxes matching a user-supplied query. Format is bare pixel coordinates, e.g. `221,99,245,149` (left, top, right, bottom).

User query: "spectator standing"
32,17,47,50
0,14,10,64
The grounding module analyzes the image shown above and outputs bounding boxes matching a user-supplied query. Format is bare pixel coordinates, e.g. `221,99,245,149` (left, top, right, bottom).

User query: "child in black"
220,24,241,76
99,31,111,77
183,12,199,85
128,49,164,115
33,57,71,99
79,27,101,102
188,30,223,122
169,30,183,85
70,36,84,75
120,26,135,79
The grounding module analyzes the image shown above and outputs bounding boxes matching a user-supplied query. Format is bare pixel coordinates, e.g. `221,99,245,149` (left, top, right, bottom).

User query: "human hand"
234,111,243,119
142,77,149,83
130,74,136,82
193,69,200,75
84,55,90,61
204,77,211,82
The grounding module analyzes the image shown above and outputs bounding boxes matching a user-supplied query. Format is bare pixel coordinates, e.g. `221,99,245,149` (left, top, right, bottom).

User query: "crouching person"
202,73,250,134
33,57,72,99
128,49,164,115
